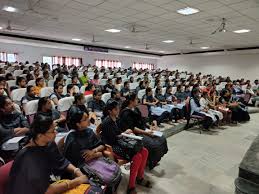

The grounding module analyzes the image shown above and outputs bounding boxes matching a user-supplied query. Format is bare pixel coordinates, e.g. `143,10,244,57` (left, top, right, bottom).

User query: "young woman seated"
119,93,168,170
49,84,65,106
142,87,170,126
200,92,224,126
219,90,250,123
33,77,45,96
91,74,100,86
6,115,88,194
114,77,122,91
65,84,77,97
160,86,185,123
101,101,151,194
0,96,29,146
87,90,106,117
67,94,97,127
10,77,27,91
84,83,95,96
64,111,105,166
190,88,214,130
36,97,66,132
135,81,146,94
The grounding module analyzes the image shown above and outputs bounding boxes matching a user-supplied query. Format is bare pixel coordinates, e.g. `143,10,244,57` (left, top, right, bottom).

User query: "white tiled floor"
117,114,259,194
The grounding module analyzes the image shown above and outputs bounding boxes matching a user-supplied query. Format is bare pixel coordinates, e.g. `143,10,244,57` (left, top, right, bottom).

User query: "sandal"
136,178,152,188
127,187,137,194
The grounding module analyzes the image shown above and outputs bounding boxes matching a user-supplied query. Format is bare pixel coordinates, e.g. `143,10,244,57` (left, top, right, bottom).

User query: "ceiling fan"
91,35,102,43
3,20,26,31
211,18,227,35
123,23,150,33
145,43,151,50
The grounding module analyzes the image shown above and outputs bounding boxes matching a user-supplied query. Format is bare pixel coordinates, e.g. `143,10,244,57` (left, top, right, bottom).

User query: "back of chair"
11,88,26,103
13,70,23,77
39,87,54,97
137,104,149,118
101,93,111,104
6,80,16,87
85,95,93,105
57,97,74,112
137,89,146,100
27,80,35,86
129,82,138,90
80,85,86,93
0,161,13,194
24,99,39,124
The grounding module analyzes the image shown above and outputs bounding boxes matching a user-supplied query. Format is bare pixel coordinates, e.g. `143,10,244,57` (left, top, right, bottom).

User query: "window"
132,62,155,70
42,56,82,68
95,59,121,68
0,52,17,62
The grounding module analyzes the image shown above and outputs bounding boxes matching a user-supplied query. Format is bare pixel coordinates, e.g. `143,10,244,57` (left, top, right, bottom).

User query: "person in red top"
84,83,95,96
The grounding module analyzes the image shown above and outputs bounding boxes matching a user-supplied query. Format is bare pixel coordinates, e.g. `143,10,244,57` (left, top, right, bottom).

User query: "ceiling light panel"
177,7,200,15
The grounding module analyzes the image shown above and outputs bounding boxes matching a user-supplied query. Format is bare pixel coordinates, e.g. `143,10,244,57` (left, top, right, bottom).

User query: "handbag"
117,136,143,158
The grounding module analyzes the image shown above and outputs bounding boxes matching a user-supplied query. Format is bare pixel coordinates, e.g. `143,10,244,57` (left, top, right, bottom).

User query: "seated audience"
72,75,81,88
200,92,223,125
88,90,105,114
84,83,95,96
101,101,151,194
115,77,122,91
143,87,170,126
136,81,145,94
36,97,66,132
43,70,52,86
107,90,123,108
121,81,130,97
26,73,34,82
120,93,168,170
65,84,77,97
103,78,115,93
79,70,89,85
21,85,39,110
0,96,29,146
6,115,88,194
49,84,65,106
190,88,214,130
33,77,45,96
156,86,184,123
219,90,250,123
91,74,100,86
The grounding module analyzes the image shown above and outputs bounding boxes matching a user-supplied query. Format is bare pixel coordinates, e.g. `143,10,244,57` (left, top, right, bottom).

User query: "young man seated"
0,96,29,147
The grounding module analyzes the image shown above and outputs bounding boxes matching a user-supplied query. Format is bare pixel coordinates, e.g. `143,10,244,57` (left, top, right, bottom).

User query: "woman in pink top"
90,74,100,85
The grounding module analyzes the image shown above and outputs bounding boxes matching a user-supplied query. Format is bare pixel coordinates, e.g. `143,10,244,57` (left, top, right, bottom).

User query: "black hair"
35,77,43,86
93,74,99,80
54,84,63,91
0,77,6,85
121,92,137,110
5,73,13,80
103,100,119,118
155,86,162,94
74,93,84,104
93,89,102,97
139,81,144,87
43,71,49,77
0,95,8,108
111,90,118,98
116,77,122,84
166,85,172,93
69,111,85,130
37,97,49,111
67,84,74,93
145,87,152,95
26,85,34,93
72,75,78,81
29,114,54,140
16,76,26,86
26,73,34,81
85,83,94,91
124,81,129,87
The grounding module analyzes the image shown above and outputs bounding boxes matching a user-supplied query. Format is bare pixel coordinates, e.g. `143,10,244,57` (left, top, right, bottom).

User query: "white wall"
159,52,259,80
0,37,158,68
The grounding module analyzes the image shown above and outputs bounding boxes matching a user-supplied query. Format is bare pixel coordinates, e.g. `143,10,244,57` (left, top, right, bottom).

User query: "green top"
80,75,89,85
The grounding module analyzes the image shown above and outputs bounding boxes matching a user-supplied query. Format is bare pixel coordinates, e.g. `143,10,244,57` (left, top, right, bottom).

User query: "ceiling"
0,0,259,55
